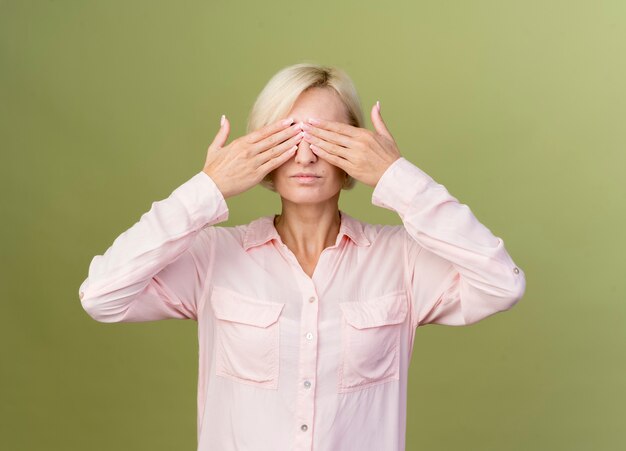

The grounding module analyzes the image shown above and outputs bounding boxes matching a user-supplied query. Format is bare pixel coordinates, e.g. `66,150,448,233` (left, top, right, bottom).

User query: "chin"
279,190,329,204
275,183,342,203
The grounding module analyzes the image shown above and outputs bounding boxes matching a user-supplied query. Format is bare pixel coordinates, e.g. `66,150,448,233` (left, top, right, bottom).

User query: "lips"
291,174,320,177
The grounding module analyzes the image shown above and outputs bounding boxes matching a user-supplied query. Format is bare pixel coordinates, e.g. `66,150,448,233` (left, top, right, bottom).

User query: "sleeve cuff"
371,157,435,213
171,171,229,229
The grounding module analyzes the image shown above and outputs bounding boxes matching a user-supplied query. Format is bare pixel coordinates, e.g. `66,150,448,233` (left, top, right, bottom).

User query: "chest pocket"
210,286,285,389
338,291,408,393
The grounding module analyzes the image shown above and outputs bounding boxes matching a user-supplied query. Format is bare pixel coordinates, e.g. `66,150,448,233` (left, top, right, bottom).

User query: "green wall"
2,1,624,449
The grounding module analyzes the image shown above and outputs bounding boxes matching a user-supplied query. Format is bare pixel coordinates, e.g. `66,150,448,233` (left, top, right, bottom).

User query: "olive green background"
1,1,624,450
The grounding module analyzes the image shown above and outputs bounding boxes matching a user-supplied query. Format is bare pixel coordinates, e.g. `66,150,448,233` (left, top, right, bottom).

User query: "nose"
294,139,318,164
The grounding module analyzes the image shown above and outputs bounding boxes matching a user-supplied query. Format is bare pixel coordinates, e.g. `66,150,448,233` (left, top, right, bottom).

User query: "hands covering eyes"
203,116,304,199
300,101,402,188
202,101,402,199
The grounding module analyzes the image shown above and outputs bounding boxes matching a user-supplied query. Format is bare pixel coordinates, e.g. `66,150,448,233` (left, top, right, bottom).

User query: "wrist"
202,169,233,200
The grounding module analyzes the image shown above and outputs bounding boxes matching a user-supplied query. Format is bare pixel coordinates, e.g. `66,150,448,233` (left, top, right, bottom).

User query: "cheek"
271,164,289,179
319,162,344,180
331,168,347,183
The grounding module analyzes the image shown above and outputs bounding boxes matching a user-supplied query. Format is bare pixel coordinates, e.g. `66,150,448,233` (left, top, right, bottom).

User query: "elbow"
79,279,101,322
503,266,526,310
79,278,105,322
460,268,526,326
79,290,109,323
78,276,123,323
79,288,127,323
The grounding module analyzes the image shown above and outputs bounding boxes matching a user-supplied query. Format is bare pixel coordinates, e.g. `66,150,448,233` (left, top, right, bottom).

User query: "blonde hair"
246,62,364,192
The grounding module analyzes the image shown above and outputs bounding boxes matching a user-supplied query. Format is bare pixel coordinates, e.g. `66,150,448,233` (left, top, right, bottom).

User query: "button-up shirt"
78,157,526,451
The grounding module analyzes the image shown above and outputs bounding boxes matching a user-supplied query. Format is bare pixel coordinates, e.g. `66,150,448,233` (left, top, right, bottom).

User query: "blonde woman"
79,63,526,451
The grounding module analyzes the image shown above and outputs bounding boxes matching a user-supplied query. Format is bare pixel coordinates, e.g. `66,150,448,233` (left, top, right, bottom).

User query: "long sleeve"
371,157,526,327
78,171,229,323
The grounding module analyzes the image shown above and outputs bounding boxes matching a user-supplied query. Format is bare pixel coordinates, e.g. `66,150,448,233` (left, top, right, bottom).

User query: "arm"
78,171,229,323
371,157,526,327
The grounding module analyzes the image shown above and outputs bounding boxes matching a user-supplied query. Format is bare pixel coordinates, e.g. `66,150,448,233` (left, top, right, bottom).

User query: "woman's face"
270,87,350,205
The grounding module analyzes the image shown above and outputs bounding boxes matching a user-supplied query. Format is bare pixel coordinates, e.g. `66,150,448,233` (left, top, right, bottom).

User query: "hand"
203,116,305,199
300,101,402,188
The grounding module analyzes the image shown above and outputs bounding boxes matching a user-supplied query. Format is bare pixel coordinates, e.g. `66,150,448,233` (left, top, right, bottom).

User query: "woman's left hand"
300,101,402,187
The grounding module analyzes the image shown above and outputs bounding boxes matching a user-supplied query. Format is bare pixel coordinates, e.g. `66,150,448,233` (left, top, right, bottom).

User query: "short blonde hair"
246,62,364,192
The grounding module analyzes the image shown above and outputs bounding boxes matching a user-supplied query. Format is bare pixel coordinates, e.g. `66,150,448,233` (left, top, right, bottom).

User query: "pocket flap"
210,286,284,328
339,292,408,329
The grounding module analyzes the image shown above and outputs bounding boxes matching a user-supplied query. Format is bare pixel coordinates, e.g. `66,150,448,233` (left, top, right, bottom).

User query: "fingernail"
307,118,320,125
220,114,225,126
283,117,294,126
376,100,380,112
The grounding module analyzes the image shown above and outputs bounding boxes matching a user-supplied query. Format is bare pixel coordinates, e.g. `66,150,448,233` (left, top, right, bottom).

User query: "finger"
370,101,393,140
210,114,230,149
309,143,350,171
247,117,295,144
253,123,303,154
305,117,360,138
258,142,299,175
302,123,353,148
256,131,304,165
302,131,350,160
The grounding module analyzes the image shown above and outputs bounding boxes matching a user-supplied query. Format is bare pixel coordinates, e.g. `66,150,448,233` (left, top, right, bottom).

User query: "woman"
79,63,526,451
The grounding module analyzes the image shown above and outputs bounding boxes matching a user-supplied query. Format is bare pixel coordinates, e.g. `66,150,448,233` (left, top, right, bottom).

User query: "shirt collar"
243,209,371,251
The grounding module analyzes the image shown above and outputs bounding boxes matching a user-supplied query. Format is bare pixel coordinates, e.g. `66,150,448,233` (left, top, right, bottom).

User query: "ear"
370,101,393,139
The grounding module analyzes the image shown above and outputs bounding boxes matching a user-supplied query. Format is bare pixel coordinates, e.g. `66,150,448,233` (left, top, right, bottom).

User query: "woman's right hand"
202,116,304,199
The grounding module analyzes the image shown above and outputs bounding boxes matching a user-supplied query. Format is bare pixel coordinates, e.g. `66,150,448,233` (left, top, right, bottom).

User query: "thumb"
210,114,230,149
370,101,393,140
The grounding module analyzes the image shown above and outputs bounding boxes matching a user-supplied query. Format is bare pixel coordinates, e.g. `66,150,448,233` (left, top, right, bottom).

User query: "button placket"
273,228,338,448
293,284,319,449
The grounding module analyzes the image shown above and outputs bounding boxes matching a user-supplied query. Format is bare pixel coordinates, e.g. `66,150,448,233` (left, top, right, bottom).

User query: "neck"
274,201,341,256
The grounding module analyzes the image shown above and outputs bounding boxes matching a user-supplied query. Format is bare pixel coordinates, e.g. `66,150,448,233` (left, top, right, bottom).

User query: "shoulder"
204,222,247,244
204,214,274,251
363,222,404,242
345,212,406,247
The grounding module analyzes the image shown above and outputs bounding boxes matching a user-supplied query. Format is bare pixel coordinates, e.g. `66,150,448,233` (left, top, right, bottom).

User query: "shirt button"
305,332,313,340
303,380,311,388
513,267,520,274
301,424,308,431
308,296,316,303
